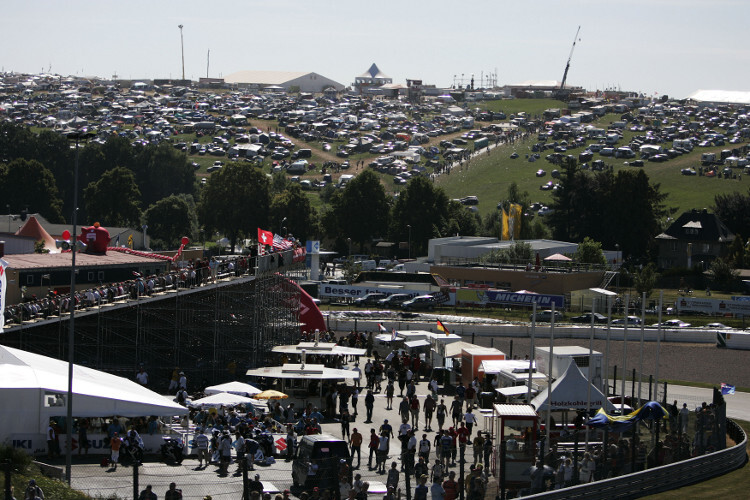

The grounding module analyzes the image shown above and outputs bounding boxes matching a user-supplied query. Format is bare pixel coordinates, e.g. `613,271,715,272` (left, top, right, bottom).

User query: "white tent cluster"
0,345,187,442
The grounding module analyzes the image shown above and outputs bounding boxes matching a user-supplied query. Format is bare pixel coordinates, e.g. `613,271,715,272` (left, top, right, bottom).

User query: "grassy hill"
436,99,748,219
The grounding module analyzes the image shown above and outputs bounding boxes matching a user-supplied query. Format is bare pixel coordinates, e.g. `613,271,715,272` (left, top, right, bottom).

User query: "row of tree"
5,122,750,268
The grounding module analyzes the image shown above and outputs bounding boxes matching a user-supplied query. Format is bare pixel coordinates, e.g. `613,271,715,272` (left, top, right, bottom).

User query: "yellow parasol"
252,389,289,400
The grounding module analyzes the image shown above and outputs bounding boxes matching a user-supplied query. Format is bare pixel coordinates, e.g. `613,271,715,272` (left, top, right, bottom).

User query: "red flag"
257,228,273,246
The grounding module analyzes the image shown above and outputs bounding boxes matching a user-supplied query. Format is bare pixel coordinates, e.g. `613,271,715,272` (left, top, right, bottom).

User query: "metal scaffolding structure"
0,253,307,391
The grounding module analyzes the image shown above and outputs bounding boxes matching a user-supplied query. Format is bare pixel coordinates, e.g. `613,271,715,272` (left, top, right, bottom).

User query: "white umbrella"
544,253,572,262
204,381,261,397
190,392,257,408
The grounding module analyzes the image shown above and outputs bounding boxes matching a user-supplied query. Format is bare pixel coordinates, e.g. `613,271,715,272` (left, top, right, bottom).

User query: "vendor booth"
493,404,539,490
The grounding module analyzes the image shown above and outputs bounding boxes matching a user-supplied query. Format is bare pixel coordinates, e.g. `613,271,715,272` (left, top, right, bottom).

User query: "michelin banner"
456,289,564,308
676,296,750,316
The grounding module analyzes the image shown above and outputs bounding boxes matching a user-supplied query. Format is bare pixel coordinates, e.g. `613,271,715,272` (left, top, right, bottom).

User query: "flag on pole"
273,234,293,251
437,319,448,335
721,383,736,395
257,228,273,247
391,328,397,341
501,208,510,240
378,323,387,333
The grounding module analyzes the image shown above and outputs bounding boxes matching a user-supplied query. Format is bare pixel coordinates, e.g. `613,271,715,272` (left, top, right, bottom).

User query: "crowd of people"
2,255,254,327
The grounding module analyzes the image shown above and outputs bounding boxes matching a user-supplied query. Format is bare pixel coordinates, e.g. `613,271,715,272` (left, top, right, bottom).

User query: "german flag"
437,319,449,335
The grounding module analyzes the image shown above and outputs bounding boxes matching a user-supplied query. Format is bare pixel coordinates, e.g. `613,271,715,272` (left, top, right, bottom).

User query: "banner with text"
319,284,426,299
676,297,750,316
455,289,564,308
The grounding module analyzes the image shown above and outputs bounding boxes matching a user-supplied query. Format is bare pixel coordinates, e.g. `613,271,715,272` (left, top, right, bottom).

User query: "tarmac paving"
68,370,481,500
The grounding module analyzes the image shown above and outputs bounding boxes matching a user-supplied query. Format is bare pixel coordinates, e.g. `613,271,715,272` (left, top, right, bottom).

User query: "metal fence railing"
520,419,747,499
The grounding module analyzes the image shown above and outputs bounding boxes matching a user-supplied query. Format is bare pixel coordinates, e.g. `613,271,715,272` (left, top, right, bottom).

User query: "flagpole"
621,293,629,414
655,291,663,405
545,302,555,458
527,301,536,403
586,299,595,451
638,292,646,408
604,296,612,398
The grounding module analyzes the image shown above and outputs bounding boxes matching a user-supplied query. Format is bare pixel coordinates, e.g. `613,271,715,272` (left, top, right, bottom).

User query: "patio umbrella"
204,381,261,397
190,392,257,408
544,253,572,262
253,390,288,400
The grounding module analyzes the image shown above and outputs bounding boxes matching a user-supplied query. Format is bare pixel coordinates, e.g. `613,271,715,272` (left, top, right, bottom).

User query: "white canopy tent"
190,392,264,409
204,381,262,397
530,358,616,412
0,345,187,441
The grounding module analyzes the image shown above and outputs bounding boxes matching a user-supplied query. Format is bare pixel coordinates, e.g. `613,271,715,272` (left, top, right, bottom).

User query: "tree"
132,142,197,207
714,190,750,238
574,237,607,266
83,167,142,227
547,168,669,263
480,241,533,265
324,170,390,251
632,263,659,298
709,258,739,291
0,159,64,223
389,177,451,256
143,194,198,249
269,184,319,241
199,163,270,251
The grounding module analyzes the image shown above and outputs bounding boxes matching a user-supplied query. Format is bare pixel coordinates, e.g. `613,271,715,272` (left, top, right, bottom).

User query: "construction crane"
559,26,581,94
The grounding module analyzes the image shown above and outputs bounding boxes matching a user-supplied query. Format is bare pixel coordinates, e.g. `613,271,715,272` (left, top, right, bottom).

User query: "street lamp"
178,25,185,81
280,217,287,235
407,224,412,260
62,126,92,485
347,237,352,258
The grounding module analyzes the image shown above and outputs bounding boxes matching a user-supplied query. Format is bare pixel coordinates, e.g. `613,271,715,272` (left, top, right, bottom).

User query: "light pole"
178,24,185,81
280,217,287,235
615,243,620,293
6,204,9,232
63,127,91,485
407,224,412,260
347,237,352,258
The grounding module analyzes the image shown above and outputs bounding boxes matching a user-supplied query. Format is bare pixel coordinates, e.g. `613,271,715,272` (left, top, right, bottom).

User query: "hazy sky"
3,0,748,98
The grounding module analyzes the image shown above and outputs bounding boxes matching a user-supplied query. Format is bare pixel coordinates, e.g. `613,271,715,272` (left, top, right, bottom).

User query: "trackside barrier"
520,419,747,499
325,318,726,344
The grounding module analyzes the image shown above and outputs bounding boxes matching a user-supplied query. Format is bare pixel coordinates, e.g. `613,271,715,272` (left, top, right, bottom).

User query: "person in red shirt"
110,432,122,469
457,422,470,462
368,428,380,470
442,470,459,500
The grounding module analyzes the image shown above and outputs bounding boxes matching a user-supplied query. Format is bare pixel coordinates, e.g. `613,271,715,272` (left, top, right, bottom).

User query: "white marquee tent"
530,358,616,412
204,381,261,397
0,345,187,442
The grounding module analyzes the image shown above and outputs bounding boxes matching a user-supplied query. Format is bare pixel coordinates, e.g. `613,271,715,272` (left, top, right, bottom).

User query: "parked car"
353,293,387,307
377,294,412,308
401,295,437,311
571,312,607,324
292,434,350,490
530,310,563,322
612,316,642,326
653,319,692,328
460,196,479,205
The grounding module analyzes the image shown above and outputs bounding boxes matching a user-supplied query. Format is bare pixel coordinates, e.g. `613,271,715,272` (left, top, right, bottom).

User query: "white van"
338,174,354,187
354,260,377,271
